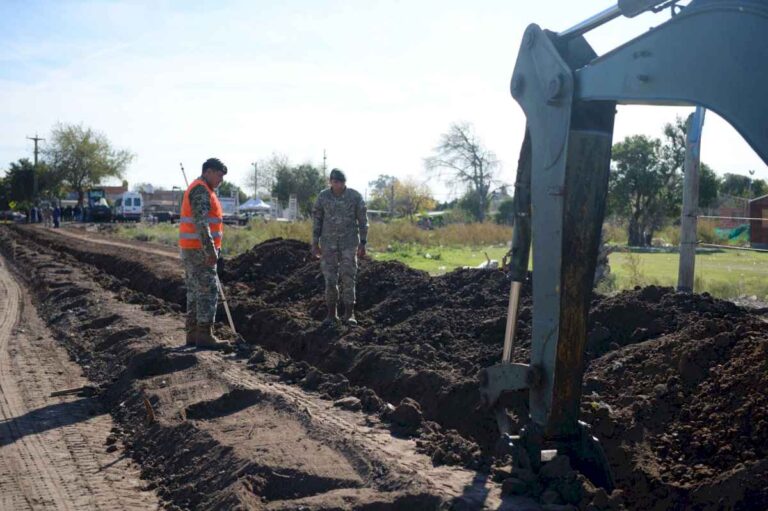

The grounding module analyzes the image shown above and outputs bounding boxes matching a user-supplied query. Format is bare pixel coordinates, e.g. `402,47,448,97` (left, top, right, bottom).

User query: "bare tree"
425,121,500,221
245,153,288,198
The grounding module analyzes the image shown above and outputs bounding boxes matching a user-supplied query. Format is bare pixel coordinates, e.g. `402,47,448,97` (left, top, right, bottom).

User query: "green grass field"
110,221,768,299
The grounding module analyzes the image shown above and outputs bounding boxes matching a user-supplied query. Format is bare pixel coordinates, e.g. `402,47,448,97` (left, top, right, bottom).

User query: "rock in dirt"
389,398,423,434
333,396,362,411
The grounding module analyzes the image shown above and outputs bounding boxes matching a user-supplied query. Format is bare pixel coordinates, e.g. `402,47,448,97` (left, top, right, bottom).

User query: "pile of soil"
223,239,768,510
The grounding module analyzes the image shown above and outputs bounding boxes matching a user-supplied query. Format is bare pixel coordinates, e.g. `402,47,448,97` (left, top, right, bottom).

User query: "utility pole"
251,161,258,197
677,106,706,293
323,149,327,173
27,134,44,200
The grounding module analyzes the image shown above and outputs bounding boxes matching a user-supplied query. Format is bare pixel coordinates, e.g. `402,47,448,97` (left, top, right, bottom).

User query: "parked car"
0,210,25,222
154,211,178,223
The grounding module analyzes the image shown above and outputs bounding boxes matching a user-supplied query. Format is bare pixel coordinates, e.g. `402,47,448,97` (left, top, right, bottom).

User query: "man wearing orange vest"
179,157,228,349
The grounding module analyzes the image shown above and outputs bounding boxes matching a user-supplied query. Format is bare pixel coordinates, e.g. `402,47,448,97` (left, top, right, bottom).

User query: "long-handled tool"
180,163,241,342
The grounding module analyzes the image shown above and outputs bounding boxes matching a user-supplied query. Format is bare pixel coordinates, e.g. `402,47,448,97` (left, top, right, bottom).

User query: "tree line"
4,119,759,239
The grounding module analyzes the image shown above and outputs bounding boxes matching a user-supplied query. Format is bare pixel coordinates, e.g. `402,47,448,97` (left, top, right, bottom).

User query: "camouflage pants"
181,249,218,324
320,244,358,305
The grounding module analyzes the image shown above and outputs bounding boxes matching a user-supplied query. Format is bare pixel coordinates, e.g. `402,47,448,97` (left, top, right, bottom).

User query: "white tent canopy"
239,198,271,212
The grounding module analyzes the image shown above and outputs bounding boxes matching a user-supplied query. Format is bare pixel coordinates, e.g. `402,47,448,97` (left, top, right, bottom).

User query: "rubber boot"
195,324,228,350
185,313,196,346
321,301,339,327
342,303,357,326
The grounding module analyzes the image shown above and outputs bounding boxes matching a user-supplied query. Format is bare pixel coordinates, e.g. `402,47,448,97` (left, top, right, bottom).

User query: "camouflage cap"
329,168,346,182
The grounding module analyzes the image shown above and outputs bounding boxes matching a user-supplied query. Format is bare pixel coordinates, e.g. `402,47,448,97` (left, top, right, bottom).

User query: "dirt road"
0,257,160,510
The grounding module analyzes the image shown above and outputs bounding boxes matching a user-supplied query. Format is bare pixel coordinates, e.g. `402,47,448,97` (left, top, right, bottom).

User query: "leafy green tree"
4,158,36,204
609,135,669,246
368,175,397,215
218,181,248,203
426,122,499,222
246,153,288,198
44,123,134,206
272,163,326,216
698,163,721,208
457,189,487,222
495,197,515,225
367,175,435,219
720,172,767,199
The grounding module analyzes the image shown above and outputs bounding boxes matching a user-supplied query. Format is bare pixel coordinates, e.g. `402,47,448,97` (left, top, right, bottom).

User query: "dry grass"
114,219,512,256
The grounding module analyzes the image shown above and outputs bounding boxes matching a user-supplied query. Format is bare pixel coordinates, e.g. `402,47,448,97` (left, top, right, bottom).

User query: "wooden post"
677,106,706,292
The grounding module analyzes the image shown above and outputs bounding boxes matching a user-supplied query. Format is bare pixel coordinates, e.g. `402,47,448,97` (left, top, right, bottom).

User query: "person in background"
311,168,368,326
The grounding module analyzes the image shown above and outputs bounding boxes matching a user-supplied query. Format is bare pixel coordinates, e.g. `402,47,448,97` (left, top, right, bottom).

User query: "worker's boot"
321,301,339,327
195,323,228,350
185,313,196,346
342,303,357,326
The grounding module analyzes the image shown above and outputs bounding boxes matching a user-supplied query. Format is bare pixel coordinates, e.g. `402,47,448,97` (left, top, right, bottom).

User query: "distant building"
749,194,768,248
703,194,749,229
143,189,183,214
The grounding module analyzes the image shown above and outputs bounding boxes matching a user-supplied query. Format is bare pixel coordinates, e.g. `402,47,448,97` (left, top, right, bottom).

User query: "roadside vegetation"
112,219,768,300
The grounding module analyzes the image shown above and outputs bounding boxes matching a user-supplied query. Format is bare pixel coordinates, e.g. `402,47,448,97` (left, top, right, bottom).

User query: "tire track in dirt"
0,257,160,510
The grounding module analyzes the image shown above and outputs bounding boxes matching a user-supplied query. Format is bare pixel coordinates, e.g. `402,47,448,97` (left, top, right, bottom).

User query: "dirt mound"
226,240,768,509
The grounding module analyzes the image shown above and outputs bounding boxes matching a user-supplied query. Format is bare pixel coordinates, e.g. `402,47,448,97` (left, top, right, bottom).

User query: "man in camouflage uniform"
179,157,228,349
311,168,368,326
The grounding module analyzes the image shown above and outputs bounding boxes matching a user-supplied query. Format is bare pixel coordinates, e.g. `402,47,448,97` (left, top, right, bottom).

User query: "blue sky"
1,0,765,199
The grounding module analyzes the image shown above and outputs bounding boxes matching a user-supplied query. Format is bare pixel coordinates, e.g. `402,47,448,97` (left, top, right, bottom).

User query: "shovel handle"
502,281,522,364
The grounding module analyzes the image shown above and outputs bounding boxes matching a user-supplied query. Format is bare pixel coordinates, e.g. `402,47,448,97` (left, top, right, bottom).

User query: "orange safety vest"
178,178,224,250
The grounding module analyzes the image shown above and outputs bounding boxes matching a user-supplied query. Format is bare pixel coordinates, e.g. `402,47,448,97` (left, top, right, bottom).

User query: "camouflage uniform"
312,187,368,306
181,182,219,324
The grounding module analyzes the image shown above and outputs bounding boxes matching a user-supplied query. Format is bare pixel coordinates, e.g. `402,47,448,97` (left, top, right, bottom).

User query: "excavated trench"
5,224,768,511
0,226,515,510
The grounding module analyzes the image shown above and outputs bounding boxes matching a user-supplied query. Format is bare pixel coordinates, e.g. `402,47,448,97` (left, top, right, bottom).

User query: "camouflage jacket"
183,180,218,259
312,187,368,248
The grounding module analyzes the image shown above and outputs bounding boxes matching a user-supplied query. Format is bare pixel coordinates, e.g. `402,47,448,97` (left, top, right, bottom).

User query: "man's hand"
205,252,218,267
311,243,322,259
357,243,366,259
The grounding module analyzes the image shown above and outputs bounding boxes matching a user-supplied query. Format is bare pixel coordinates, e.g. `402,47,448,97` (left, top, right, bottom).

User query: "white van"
113,192,143,222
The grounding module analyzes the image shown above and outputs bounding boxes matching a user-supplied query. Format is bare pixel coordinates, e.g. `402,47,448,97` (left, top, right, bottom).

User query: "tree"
720,172,767,199
393,178,436,220
608,115,725,246
218,181,248,203
609,135,669,246
368,175,397,215
4,159,36,204
495,197,515,225
367,175,436,220
44,123,134,206
425,122,500,222
245,153,287,198
272,163,326,216
698,163,721,208
3,158,64,205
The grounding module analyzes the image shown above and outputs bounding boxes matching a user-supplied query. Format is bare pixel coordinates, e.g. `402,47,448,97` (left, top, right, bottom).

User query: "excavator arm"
480,0,768,489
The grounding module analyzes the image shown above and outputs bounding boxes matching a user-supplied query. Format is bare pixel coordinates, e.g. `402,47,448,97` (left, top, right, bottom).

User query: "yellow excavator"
480,0,768,489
